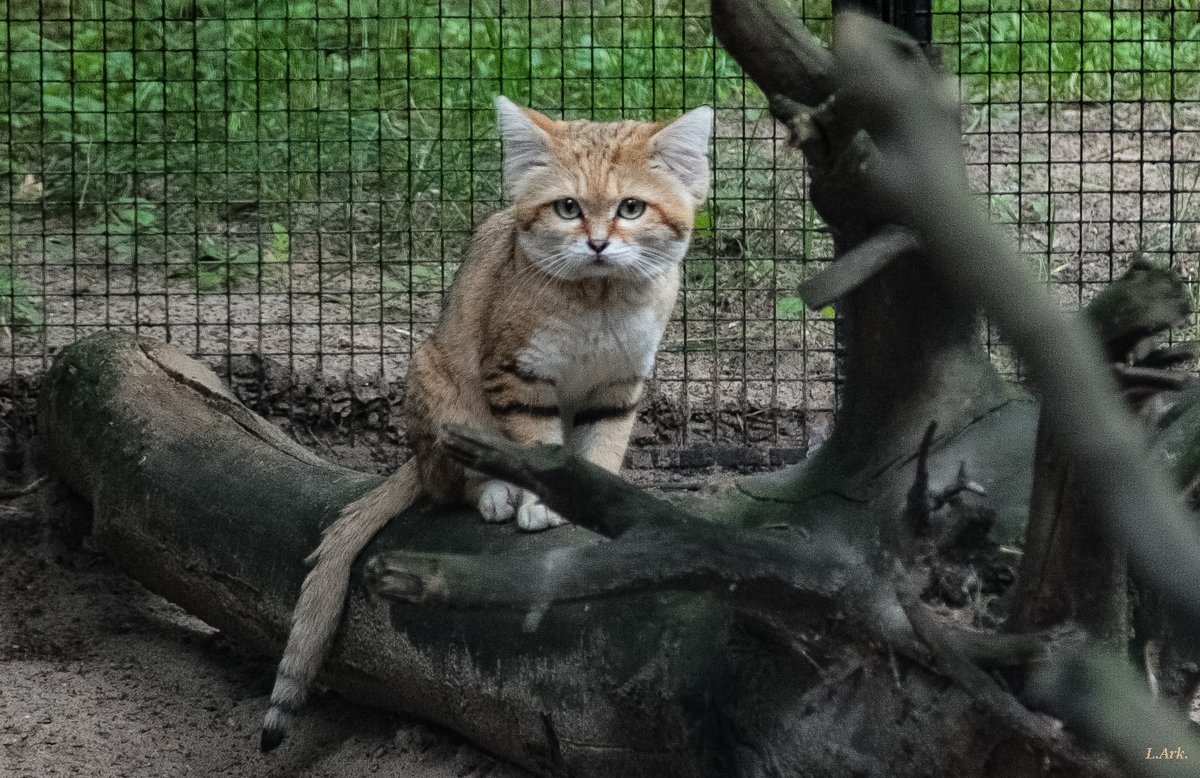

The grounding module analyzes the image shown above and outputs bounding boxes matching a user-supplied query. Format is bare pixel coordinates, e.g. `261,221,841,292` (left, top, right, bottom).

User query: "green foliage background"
4,0,1195,212
0,0,1196,331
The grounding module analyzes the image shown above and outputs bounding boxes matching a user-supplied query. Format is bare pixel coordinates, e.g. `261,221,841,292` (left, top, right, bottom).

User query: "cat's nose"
587,238,609,254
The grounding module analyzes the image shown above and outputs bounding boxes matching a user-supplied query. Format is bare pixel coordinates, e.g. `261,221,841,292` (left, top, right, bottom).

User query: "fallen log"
39,332,747,777
40,332,1116,777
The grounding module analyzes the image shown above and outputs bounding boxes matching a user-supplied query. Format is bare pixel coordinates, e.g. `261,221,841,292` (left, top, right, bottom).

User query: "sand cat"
260,96,712,750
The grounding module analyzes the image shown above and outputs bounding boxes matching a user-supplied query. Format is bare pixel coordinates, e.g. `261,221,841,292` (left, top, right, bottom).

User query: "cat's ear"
650,106,713,203
495,96,555,197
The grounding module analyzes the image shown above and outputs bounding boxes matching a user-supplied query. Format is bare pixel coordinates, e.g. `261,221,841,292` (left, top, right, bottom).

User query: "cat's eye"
553,198,582,219
617,198,646,219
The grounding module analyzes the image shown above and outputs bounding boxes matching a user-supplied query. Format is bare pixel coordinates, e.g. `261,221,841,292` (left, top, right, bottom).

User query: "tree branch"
831,12,1200,630
440,425,691,538
367,523,860,623
797,225,922,309
898,584,1116,774
1009,261,1191,642
710,0,835,108
1026,647,1200,776
389,425,1062,677
1083,257,1192,362
372,428,871,618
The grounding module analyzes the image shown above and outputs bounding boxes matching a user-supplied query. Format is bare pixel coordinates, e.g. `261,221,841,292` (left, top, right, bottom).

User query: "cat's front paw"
475,479,520,523
516,493,567,532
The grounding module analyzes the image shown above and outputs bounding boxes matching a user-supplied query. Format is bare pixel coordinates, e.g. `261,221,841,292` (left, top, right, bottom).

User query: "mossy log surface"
40,333,739,777
40,332,1100,777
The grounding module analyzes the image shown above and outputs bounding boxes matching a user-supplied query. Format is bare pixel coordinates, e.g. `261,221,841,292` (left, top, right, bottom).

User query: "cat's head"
496,96,712,282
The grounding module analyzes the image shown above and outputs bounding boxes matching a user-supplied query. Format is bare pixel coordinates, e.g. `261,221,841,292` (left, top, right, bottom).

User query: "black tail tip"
260,726,285,753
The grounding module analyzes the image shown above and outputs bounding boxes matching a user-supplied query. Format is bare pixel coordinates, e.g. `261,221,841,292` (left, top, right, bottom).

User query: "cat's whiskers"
514,249,577,299
620,247,674,280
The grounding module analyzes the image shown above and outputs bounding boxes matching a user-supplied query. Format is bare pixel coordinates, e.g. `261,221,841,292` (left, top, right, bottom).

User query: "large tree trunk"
708,0,1037,548
39,333,731,776
39,331,1071,778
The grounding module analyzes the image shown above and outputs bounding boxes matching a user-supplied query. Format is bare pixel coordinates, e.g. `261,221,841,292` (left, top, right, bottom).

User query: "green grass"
1,0,1196,311
2,0,744,216
0,264,43,333
169,224,290,291
939,0,1200,103
7,1,1195,215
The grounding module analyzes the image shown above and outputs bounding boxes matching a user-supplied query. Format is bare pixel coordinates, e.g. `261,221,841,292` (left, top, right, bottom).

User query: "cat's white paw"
476,480,519,522
516,493,567,532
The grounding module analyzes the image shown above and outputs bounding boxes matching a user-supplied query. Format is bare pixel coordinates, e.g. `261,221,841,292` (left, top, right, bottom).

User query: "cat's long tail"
260,459,421,752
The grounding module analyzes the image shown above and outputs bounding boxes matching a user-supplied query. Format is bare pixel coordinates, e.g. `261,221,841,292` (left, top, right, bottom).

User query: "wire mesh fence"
3,0,1199,471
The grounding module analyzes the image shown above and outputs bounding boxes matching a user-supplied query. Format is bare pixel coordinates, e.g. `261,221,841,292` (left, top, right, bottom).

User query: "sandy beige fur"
261,97,712,751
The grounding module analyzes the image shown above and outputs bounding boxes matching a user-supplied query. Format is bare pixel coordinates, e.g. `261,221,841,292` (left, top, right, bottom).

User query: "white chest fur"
519,304,663,407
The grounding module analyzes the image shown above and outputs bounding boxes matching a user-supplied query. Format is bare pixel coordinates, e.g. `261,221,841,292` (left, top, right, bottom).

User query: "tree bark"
39,333,741,777
1010,262,1192,645
711,0,1038,547
41,332,1115,777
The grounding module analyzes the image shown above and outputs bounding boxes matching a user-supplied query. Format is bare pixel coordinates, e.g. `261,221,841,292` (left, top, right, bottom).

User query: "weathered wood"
714,6,1200,771
369,426,868,615
825,12,1200,629
1011,262,1192,644
711,0,1037,550
41,331,1104,777
39,333,735,777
